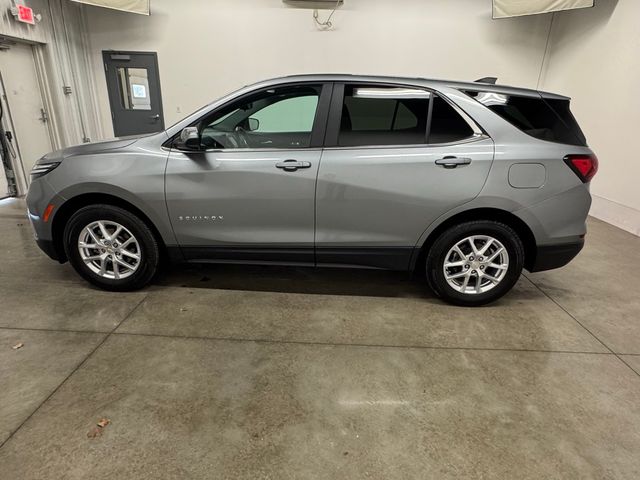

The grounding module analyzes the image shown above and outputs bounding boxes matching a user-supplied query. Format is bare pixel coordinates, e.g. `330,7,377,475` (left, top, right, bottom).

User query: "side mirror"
247,117,259,132
175,127,201,150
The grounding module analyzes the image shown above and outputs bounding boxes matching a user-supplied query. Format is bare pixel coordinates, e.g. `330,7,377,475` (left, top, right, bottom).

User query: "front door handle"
435,156,472,169
150,114,160,122
276,159,312,172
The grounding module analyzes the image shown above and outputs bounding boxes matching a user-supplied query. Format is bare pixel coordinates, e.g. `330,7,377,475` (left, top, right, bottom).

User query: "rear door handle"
435,156,472,168
276,159,312,172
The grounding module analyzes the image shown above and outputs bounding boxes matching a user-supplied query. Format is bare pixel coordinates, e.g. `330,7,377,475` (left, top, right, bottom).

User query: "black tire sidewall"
426,221,524,306
64,205,159,291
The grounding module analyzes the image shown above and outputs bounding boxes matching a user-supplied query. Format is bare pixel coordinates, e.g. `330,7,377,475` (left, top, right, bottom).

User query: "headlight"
30,162,61,179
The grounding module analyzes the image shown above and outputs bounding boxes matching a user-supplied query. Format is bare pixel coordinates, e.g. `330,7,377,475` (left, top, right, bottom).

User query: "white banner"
493,0,594,18
71,0,150,15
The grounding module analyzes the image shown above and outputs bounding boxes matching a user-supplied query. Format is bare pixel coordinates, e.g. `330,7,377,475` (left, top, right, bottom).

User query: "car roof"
255,73,570,100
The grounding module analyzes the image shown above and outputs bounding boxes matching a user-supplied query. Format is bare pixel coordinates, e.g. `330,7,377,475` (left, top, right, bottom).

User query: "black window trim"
323,81,485,150
163,81,334,152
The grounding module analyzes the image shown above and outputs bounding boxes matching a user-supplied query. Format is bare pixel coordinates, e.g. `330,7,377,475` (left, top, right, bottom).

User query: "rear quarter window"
464,90,587,146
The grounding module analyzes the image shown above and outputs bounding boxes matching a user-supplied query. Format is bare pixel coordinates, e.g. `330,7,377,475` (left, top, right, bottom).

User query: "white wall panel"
540,0,640,235
81,0,553,137
71,0,149,15
493,0,594,18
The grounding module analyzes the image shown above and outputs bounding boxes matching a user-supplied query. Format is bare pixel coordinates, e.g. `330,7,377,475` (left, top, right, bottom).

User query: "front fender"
54,182,176,244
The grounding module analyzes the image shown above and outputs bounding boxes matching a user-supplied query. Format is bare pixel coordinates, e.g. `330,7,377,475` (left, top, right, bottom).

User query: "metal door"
0,42,53,193
103,51,164,137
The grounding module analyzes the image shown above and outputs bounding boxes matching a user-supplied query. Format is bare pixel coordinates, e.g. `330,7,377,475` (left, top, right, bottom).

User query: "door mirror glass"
175,127,201,150
247,117,260,132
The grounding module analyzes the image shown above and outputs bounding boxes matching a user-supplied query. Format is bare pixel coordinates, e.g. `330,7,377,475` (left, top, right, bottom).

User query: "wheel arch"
51,193,168,263
411,207,537,273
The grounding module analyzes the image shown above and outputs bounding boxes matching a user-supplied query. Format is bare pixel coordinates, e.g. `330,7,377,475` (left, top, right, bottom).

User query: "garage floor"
1,198,640,479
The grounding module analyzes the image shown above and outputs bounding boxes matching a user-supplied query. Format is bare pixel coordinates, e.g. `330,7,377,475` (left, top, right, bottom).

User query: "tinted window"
429,95,475,144
465,90,586,146
250,95,318,133
339,86,429,146
200,85,321,149
338,86,475,147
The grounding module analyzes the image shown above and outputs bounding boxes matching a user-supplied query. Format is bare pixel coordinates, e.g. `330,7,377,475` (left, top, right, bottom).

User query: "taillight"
564,154,598,183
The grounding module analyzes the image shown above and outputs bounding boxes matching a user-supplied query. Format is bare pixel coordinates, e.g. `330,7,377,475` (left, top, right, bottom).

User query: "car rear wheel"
426,220,524,306
64,204,159,291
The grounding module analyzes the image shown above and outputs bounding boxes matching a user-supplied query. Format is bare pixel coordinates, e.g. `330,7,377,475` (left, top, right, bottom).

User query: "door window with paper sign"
103,51,164,136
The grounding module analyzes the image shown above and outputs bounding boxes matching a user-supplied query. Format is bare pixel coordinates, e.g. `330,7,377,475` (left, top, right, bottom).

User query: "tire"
425,220,524,306
63,204,159,291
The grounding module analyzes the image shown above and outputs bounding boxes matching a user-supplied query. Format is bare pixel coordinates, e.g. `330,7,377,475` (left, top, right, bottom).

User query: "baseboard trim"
590,194,640,237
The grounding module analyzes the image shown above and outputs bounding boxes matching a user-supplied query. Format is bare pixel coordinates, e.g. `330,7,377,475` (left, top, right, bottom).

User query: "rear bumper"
528,239,584,273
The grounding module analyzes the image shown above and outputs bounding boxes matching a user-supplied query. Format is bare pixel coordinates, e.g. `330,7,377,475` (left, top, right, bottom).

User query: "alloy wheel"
77,220,141,280
442,235,509,294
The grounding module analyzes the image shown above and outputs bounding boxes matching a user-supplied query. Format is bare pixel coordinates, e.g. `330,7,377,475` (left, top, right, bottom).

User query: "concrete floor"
1,197,640,479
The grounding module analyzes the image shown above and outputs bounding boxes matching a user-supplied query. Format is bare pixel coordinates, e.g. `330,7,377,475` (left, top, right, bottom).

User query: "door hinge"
39,108,49,123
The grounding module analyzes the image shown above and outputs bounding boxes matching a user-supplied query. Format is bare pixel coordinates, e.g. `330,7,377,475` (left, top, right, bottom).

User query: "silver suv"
26,75,597,306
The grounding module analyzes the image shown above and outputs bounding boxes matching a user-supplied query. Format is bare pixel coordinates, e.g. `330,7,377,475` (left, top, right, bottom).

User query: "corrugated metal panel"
70,0,149,15
0,0,51,43
493,0,594,18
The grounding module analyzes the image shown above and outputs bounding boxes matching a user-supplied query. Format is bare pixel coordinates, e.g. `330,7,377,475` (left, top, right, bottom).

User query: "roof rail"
475,77,498,85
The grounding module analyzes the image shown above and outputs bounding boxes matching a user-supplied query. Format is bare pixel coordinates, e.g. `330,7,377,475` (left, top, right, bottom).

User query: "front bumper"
35,238,61,261
528,239,584,273
27,176,66,262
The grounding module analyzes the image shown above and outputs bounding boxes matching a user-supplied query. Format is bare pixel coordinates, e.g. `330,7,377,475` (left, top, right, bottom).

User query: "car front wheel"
425,220,524,306
64,204,159,291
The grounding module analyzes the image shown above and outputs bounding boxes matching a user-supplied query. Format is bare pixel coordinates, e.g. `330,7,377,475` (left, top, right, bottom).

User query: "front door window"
200,85,321,149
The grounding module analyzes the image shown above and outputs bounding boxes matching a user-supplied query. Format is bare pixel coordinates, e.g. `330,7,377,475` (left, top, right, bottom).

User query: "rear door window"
464,90,586,146
428,95,475,144
339,86,429,146
337,86,476,147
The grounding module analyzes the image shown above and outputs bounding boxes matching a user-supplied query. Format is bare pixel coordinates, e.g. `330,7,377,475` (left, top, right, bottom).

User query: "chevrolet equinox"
26,75,597,306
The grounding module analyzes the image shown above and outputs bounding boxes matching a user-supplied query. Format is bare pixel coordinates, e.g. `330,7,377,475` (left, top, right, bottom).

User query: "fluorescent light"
475,92,508,106
353,88,431,99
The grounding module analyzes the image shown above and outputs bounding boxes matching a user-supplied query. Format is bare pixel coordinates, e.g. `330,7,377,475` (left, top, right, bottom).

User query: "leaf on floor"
87,418,111,438
11,342,24,350
97,418,110,428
